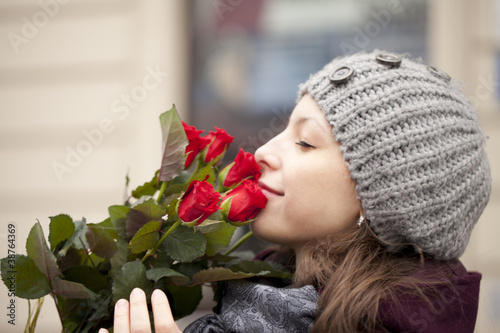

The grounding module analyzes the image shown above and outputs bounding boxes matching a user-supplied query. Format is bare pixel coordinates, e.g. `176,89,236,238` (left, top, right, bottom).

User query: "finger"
98,329,109,333
113,299,131,333
129,288,152,333
151,289,181,333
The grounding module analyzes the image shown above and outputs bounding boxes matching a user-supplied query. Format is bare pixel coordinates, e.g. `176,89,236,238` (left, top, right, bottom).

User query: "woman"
100,51,491,332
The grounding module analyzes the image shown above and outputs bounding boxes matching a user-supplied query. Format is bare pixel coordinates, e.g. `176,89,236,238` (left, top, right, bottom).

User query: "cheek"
285,164,360,231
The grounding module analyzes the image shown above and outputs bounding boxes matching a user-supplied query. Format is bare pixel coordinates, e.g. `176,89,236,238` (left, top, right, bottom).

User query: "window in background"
190,0,428,158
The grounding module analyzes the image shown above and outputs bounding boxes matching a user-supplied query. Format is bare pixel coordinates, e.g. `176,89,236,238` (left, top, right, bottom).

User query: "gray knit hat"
298,50,491,260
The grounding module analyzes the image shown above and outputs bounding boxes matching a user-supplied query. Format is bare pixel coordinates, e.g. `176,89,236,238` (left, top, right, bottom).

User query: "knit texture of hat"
298,50,491,260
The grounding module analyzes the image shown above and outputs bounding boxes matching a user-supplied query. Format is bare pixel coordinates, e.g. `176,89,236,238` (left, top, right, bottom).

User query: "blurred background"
0,0,499,331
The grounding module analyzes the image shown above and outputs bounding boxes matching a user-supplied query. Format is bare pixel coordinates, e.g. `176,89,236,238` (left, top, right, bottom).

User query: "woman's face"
252,94,361,250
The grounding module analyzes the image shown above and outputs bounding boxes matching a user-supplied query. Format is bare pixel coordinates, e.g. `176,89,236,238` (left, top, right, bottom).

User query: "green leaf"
110,239,129,278
174,262,205,279
129,220,162,254
59,299,85,333
154,250,174,269
146,267,189,286
26,221,61,280
86,224,118,258
165,197,180,218
161,170,192,198
58,291,112,330
59,219,89,256
188,160,216,184
132,170,160,199
87,291,112,322
97,217,119,240
166,284,202,320
112,260,153,304
125,199,165,239
199,210,222,224
161,225,207,263
63,266,109,293
58,248,86,272
198,222,236,256
222,250,255,262
109,205,130,239
158,105,189,182
73,219,90,249
89,253,106,268
229,260,293,280
1,255,50,299
51,277,94,299
48,214,75,251
191,267,263,285
171,170,192,185
163,183,189,198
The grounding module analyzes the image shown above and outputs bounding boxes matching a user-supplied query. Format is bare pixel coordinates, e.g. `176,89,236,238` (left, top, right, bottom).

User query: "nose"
255,135,282,171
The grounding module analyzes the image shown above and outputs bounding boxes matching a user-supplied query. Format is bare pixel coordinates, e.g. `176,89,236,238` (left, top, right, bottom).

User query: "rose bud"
182,121,211,168
177,180,221,227
203,127,234,164
221,180,268,226
219,149,262,188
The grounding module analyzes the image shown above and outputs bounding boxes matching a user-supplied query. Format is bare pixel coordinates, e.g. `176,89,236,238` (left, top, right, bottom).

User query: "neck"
292,244,307,273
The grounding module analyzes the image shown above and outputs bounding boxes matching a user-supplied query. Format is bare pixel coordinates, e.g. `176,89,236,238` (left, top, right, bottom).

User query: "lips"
258,182,284,197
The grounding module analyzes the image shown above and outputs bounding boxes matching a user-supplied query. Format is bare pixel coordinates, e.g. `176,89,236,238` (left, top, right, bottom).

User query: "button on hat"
328,65,354,85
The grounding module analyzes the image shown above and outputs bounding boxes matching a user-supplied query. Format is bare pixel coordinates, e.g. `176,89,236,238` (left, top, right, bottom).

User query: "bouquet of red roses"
0,106,292,332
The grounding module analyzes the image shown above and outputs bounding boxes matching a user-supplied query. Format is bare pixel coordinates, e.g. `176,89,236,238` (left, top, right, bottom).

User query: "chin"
249,218,263,237
250,221,284,246
249,216,272,242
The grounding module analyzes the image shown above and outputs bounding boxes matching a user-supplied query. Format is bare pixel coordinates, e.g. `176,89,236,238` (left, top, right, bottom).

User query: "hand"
99,288,182,333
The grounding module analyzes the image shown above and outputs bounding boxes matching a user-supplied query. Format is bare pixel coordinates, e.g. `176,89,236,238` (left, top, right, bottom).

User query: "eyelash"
296,140,316,149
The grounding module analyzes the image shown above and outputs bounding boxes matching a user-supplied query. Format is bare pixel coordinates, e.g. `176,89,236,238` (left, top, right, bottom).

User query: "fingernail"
98,329,107,333
152,289,165,303
131,287,143,298
116,299,128,309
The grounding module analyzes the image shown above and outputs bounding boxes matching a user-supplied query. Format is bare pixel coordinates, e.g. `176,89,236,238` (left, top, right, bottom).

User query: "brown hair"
289,223,454,332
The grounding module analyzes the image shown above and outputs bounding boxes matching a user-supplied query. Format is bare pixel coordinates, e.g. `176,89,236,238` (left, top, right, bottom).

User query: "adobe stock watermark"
51,65,168,182
469,73,499,109
6,0,73,54
4,222,17,326
213,0,245,21
239,106,290,152
339,0,405,55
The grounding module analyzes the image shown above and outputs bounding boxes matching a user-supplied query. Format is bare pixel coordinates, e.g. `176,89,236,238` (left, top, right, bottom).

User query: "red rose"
221,180,268,225
204,127,234,164
178,180,221,226
220,149,262,188
182,121,211,168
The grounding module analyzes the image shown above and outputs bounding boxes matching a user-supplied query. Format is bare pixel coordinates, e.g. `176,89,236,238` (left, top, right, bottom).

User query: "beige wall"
429,0,500,332
0,0,190,331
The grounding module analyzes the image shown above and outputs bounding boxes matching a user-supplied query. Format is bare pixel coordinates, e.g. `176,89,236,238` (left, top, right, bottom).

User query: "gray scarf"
184,280,318,332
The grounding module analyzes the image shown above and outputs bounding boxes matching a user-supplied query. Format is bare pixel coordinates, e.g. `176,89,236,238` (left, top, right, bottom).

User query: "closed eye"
296,140,316,149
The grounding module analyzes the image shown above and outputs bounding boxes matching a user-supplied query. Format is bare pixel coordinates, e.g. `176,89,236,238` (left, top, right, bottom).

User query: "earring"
357,214,365,227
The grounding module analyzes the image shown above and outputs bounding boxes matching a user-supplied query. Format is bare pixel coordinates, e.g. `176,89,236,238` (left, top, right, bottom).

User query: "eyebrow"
293,116,330,133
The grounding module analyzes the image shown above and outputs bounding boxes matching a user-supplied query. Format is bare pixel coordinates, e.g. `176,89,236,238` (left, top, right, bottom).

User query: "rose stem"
223,230,253,256
141,219,182,263
156,181,168,203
